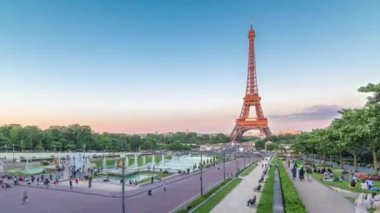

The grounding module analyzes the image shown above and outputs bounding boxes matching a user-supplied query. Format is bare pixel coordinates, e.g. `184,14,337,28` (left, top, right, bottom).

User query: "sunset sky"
0,1,379,134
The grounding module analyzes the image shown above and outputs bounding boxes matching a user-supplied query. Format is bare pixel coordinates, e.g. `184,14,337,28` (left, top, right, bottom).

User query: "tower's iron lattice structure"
230,25,272,141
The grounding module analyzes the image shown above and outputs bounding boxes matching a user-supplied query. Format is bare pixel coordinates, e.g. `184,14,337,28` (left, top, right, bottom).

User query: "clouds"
269,105,342,121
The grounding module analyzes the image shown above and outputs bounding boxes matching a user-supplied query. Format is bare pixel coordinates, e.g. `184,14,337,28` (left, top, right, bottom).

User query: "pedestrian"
75,178,79,184
163,182,166,192
292,166,297,180
372,195,380,213
299,167,305,182
148,189,152,196
69,179,73,189
88,176,92,188
151,176,154,184
355,193,370,213
22,190,28,205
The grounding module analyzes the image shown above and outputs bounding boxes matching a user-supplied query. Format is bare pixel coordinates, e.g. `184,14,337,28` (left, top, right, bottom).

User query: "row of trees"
0,124,230,152
292,83,380,173
255,134,297,151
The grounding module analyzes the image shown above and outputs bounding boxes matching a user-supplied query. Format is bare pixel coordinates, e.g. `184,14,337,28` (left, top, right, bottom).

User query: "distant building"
275,129,301,135
237,142,255,152
199,143,230,152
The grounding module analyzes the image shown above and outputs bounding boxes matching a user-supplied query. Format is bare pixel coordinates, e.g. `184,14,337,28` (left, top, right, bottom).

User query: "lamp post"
223,151,226,181
200,150,203,195
121,158,126,213
235,153,238,178
244,152,246,168
12,144,15,161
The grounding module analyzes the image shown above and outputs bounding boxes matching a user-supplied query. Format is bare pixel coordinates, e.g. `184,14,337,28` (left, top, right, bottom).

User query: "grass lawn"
176,178,234,212
311,170,376,193
239,162,257,177
193,178,242,213
256,161,275,213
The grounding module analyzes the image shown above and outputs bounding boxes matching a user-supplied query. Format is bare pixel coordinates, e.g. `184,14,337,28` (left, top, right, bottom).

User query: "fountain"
114,160,117,169
125,155,129,168
12,157,45,175
143,156,146,166
152,154,155,166
103,157,107,169
0,160,5,173
25,158,31,171
161,154,165,166
155,154,212,172
134,154,138,168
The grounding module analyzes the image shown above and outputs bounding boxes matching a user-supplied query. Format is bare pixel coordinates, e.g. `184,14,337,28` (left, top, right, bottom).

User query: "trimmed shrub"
278,161,307,213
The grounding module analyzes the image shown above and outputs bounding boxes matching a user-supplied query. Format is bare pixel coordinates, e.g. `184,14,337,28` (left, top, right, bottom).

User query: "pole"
235,153,238,178
244,153,246,168
223,151,226,181
122,159,126,213
200,151,203,195
12,144,15,161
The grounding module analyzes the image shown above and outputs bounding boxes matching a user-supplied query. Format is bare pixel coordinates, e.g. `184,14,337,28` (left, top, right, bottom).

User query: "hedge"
278,161,307,213
257,161,275,213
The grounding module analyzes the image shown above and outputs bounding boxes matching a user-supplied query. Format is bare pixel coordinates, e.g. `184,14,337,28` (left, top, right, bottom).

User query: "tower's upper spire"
249,22,255,38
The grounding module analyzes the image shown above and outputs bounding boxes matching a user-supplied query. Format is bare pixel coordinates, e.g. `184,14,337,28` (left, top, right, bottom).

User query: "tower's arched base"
230,125,271,142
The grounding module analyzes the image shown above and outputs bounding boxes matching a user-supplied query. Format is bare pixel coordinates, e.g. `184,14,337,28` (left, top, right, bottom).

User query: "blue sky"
0,0,379,134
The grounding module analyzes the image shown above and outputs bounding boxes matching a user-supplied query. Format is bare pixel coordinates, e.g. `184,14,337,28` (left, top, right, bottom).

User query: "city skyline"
1,1,379,134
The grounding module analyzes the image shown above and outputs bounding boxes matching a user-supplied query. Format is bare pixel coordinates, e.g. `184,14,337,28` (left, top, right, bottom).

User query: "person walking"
372,195,380,213
292,165,297,180
88,176,92,188
355,194,371,213
299,167,305,182
69,179,73,189
22,190,28,205
163,182,166,192
305,169,311,182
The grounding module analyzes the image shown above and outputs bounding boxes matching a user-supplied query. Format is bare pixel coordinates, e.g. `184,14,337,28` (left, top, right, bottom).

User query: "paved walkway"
283,161,354,213
211,159,267,213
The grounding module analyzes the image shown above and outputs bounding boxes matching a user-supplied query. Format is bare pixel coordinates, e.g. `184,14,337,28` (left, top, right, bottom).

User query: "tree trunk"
372,148,378,174
339,152,343,169
353,152,358,172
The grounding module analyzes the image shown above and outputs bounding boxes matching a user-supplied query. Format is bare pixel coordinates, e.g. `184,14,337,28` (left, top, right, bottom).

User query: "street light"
223,151,226,181
121,158,126,213
243,152,246,168
12,144,15,161
235,153,238,178
200,150,203,195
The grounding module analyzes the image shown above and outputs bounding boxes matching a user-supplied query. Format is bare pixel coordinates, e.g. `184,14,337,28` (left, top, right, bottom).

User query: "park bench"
247,195,256,207
254,184,261,192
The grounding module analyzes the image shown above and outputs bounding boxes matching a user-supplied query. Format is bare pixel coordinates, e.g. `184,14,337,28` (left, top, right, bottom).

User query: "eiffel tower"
230,24,271,142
